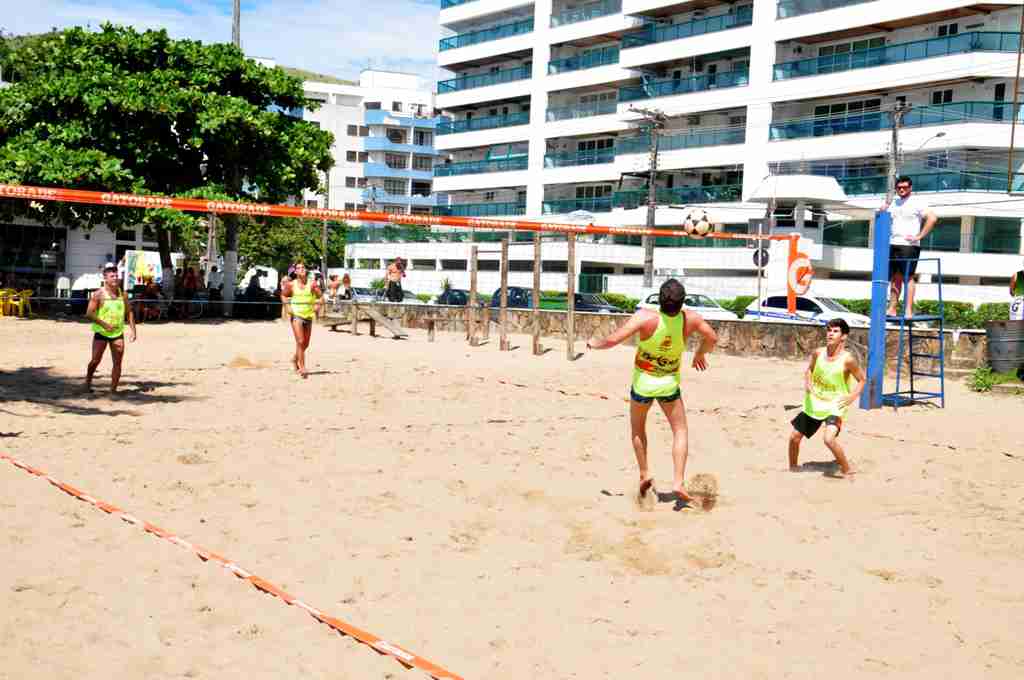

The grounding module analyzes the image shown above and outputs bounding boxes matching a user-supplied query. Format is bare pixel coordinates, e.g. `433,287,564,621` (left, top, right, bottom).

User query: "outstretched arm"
685,311,717,371
839,355,867,408
1011,273,1018,298
587,311,649,350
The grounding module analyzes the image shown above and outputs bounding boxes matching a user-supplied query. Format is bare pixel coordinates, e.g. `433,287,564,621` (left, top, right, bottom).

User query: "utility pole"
886,102,911,204
232,0,241,48
629,106,667,289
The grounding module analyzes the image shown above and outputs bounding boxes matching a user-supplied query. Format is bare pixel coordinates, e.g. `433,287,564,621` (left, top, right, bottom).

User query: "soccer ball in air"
684,209,712,239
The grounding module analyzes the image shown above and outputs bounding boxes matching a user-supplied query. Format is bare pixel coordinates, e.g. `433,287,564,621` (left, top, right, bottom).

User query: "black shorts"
791,412,842,439
629,387,681,404
888,245,921,279
93,333,124,344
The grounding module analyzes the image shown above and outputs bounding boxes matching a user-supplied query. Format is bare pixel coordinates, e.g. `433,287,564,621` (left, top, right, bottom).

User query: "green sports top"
91,289,125,339
804,348,852,419
290,280,317,320
1014,270,1024,296
632,310,685,398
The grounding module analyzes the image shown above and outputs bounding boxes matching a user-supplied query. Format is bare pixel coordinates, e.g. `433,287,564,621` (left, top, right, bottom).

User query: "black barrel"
986,320,1024,373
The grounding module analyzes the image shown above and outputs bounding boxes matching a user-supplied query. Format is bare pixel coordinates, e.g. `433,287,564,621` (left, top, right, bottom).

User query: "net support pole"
532,232,542,355
861,211,892,410
499,237,510,351
566,233,576,362
468,246,479,347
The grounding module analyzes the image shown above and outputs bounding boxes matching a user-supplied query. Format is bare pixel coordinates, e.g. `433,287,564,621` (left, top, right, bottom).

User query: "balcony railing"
434,202,526,217
440,0,476,8
619,69,749,102
769,101,1022,140
439,18,534,51
438,66,531,93
544,148,616,167
437,111,530,135
837,171,1011,196
774,32,1021,80
546,100,618,121
542,197,614,214
777,0,873,19
622,6,753,49
548,47,620,74
616,127,746,154
362,189,438,206
434,156,529,176
550,0,621,27
613,184,743,209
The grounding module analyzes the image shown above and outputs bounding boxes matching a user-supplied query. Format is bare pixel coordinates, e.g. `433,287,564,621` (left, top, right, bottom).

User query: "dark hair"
826,318,850,335
658,278,685,315
896,175,913,187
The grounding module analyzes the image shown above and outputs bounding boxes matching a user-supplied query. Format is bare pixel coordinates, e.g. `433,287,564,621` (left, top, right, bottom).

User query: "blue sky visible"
4,0,443,84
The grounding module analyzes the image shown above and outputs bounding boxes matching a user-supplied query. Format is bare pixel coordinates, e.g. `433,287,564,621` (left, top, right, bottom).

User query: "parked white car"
742,294,870,328
639,290,739,321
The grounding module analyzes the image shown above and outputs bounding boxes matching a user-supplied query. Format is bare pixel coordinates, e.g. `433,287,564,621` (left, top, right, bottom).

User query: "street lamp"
915,131,946,151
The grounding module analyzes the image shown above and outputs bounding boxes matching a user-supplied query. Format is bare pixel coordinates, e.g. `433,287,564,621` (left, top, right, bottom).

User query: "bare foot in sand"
673,487,696,504
636,478,656,511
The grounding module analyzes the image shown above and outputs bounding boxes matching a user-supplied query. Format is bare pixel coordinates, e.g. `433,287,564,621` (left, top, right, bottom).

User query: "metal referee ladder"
882,256,946,408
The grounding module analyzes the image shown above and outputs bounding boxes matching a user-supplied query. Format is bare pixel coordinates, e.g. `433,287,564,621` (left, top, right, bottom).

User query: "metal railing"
441,0,476,8
774,31,1021,80
777,0,873,19
612,184,743,209
439,18,534,51
546,100,618,121
837,171,1011,196
622,6,752,49
616,127,745,154
433,202,526,217
548,47,620,74
619,69,749,102
434,156,529,176
544,148,616,167
769,101,1023,140
437,111,530,135
550,0,621,27
437,66,531,93
542,197,614,214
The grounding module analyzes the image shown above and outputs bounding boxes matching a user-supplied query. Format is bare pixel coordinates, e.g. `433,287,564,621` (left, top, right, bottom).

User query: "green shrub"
415,293,432,303
975,303,1011,327
835,298,871,316
915,300,975,328
971,366,997,392
369,277,385,290
601,293,639,313
540,290,566,298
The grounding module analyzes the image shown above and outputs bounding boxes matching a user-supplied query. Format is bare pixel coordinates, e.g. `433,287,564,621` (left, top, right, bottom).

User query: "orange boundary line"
0,453,463,680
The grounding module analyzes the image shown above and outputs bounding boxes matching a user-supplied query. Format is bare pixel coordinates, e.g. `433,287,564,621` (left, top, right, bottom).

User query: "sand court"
1,317,1022,679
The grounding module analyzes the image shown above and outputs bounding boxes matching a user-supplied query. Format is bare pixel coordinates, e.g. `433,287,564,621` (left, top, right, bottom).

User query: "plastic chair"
8,289,33,318
0,290,9,317
57,276,71,298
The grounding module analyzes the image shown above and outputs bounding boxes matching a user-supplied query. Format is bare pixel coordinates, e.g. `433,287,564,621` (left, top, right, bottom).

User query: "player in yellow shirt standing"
788,319,865,477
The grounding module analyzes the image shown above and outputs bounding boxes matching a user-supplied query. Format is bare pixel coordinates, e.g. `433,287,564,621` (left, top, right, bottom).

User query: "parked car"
639,290,739,320
377,288,426,305
573,293,626,313
349,287,378,303
436,288,486,306
490,286,535,309
742,294,870,328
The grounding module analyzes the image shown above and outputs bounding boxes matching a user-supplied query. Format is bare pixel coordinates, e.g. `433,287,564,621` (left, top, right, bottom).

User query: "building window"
580,91,616,105
357,177,368,188
344,203,356,210
926,152,948,169
305,199,319,208
577,138,614,152
358,152,369,163
413,155,434,171
347,124,358,136
818,37,885,58
346,151,358,162
575,185,612,199
385,153,408,169
973,216,1021,254
411,206,432,215
931,89,953,105
387,128,407,144
411,181,432,196
484,191,497,201
441,259,468,270
115,228,137,241
345,177,356,188
359,126,370,137
365,102,381,110
412,259,435,269
384,178,406,194
414,130,433,146
392,101,403,112
937,23,958,37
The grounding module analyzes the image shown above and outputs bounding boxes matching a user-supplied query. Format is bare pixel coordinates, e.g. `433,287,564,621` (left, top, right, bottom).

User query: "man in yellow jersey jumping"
587,279,717,506
788,318,865,477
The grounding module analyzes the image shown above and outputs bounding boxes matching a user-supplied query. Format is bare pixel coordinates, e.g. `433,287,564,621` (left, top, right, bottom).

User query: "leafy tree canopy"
0,24,334,231
234,217,347,275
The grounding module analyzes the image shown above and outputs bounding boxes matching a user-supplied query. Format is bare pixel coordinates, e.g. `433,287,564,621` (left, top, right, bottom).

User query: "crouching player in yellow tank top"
789,318,865,478
587,279,717,506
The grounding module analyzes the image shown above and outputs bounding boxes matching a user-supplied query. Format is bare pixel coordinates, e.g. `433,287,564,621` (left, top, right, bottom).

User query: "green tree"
0,24,334,307
234,217,347,275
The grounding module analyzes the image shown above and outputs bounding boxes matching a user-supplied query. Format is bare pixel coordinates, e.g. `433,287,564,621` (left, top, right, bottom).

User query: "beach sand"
1,317,1022,679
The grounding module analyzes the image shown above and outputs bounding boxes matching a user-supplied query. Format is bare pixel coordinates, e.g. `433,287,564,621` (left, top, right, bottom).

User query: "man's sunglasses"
896,184,911,190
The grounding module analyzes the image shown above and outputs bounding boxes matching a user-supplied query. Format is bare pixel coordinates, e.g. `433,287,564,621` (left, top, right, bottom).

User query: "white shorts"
1011,296,1024,321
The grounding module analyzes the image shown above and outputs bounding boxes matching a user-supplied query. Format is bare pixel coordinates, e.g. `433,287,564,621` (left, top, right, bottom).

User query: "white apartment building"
294,68,441,214
343,0,1024,305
